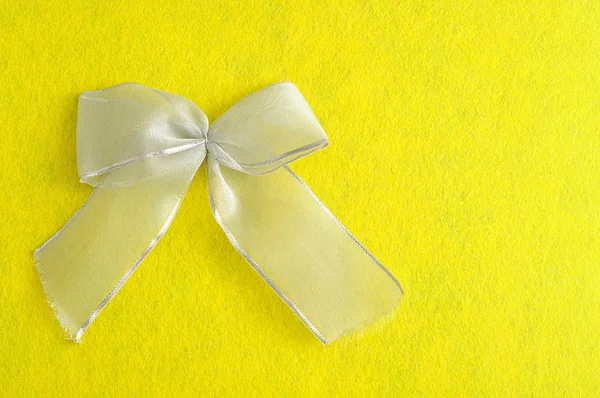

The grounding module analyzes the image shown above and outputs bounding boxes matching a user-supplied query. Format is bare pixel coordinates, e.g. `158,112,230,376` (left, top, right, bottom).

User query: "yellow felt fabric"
1,0,599,396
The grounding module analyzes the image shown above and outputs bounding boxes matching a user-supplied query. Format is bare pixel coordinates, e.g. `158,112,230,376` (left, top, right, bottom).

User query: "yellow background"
1,0,599,396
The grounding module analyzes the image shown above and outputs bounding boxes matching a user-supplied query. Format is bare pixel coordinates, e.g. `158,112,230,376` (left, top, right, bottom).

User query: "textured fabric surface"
1,0,599,396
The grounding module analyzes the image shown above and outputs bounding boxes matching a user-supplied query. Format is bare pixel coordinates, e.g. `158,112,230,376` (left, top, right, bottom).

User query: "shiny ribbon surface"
34,82,402,344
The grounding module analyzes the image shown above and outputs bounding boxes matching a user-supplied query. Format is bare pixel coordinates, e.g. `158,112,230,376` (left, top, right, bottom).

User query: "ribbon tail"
34,147,204,342
207,158,402,344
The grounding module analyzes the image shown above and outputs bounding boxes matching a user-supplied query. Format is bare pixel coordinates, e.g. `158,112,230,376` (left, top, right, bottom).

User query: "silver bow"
34,82,402,344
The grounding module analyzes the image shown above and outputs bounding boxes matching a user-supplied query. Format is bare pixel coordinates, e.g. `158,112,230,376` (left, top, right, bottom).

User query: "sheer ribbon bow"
34,82,402,343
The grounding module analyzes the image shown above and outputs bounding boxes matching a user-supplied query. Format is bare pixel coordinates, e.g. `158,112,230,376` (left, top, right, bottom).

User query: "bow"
34,82,402,344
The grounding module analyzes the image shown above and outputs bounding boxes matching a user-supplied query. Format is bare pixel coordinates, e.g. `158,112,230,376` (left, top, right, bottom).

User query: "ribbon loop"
35,82,402,344
77,83,208,186
207,82,328,175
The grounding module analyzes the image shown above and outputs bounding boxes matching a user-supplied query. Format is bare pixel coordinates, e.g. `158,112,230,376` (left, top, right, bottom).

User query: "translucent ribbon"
34,82,402,344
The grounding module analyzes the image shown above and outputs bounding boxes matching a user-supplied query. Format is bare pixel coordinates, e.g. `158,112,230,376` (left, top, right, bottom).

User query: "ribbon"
34,82,402,344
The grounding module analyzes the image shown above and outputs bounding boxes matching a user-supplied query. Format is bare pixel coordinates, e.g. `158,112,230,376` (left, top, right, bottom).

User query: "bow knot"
34,82,402,344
